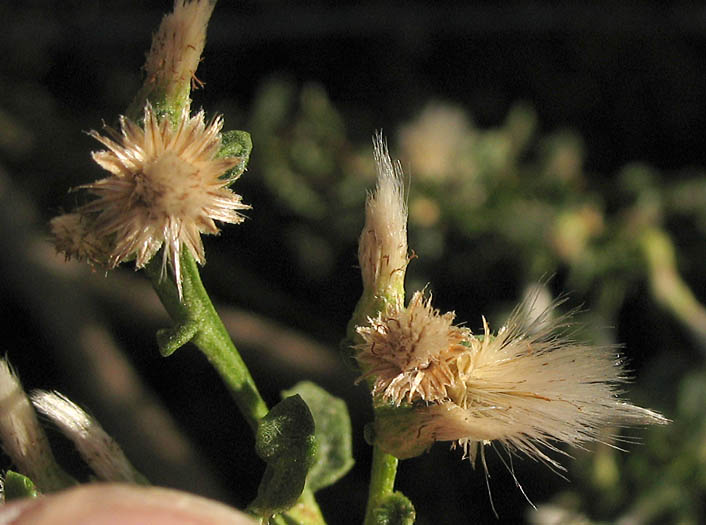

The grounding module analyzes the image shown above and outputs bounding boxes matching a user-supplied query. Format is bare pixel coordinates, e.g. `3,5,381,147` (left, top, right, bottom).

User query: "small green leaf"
371,492,416,525
3,471,39,500
218,130,252,180
282,381,354,492
156,320,199,356
249,395,317,520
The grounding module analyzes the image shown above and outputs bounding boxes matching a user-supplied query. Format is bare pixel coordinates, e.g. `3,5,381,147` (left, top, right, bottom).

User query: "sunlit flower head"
77,103,249,297
31,390,146,485
0,359,73,492
144,0,215,99
358,133,408,301
355,291,471,405
368,291,669,472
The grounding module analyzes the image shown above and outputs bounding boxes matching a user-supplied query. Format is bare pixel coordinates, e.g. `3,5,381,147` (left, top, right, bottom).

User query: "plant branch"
145,249,268,431
364,446,399,525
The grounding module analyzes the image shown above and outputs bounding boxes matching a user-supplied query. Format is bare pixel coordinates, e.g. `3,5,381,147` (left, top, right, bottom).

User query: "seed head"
358,133,408,302
439,299,668,469
74,103,249,297
144,0,215,100
49,212,112,268
364,292,669,470
355,291,470,405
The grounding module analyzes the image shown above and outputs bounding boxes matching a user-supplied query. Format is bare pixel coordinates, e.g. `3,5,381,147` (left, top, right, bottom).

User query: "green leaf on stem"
370,492,416,525
3,471,39,500
156,320,199,357
249,395,317,520
282,381,354,492
218,130,252,180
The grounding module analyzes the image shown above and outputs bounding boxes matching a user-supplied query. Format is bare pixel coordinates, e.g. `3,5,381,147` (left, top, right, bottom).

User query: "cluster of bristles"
356,291,469,406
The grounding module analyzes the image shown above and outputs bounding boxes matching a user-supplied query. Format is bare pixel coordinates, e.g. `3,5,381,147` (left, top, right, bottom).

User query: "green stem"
146,249,268,431
640,227,706,345
147,250,325,523
364,445,399,525
348,282,404,524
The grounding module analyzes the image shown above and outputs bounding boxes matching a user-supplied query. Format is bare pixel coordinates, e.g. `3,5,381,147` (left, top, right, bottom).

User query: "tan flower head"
31,391,147,485
79,103,249,297
49,212,112,268
370,292,668,472
358,133,408,301
144,0,215,103
355,291,471,405
445,305,668,470
0,359,74,491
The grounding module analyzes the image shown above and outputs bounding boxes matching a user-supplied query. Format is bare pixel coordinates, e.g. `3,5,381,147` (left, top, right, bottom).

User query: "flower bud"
357,133,408,308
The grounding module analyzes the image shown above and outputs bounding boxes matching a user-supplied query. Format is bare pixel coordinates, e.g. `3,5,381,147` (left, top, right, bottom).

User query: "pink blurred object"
0,483,254,525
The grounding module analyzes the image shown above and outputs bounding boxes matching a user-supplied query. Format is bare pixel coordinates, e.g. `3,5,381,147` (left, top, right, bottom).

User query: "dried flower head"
49,213,112,268
440,298,668,470
398,102,471,182
0,359,74,491
76,103,249,297
358,133,409,301
144,0,215,100
355,291,470,405
31,391,147,485
366,291,668,473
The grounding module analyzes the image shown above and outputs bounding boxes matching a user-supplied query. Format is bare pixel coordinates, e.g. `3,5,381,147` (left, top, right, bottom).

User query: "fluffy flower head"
49,212,112,268
144,0,215,100
358,133,409,300
364,291,668,471
31,390,146,484
436,298,666,468
355,291,470,405
78,103,249,297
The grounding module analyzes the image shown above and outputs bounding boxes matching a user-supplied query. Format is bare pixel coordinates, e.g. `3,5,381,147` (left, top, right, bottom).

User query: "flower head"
49,212,112,268
73,103,248,297
355,291,470,405
31,391,146,485
432,297,667,469
358,133,408,302
361,290,668,470
144,0,215,101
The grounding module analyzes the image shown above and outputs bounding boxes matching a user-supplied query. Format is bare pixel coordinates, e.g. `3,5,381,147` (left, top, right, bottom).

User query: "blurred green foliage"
247,77,706,343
